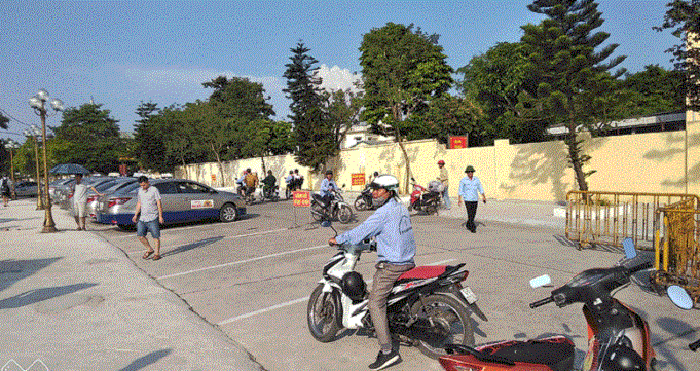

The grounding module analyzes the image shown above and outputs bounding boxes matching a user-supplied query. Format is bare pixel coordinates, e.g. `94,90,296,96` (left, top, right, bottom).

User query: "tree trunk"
260,155,266,175
211,143,226,187
565,131,588,192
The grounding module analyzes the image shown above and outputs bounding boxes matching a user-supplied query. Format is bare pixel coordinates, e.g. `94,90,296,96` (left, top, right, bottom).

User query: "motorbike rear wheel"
338,205,354,224
409,294,474,359
307,284,340,342
354,196,367,211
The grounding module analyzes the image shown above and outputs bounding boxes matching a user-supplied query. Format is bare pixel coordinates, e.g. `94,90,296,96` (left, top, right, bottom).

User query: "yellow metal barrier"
652,199,700,304
565,191,699,251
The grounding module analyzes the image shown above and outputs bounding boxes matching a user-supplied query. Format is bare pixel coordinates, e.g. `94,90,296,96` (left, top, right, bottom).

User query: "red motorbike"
408,178,441,215
439,237,658,371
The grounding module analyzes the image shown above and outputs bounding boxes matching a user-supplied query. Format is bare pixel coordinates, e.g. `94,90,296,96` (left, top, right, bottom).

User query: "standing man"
457,165,486,233
437,160,451,209
72,174,104,230
319,170,339,210
1,175,10,207
132,176,164,261
328,175,415,370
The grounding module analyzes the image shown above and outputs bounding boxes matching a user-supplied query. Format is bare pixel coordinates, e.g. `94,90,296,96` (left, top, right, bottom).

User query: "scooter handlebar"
529,296,554,308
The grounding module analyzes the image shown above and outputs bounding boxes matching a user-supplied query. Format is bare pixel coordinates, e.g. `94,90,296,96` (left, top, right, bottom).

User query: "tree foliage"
520,0,627,191
52,103,125,174
359,23,453,187
283,42,335,170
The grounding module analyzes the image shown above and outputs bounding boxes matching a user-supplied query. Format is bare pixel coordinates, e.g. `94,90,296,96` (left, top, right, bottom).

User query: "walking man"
457,165,486,233
1,175,10,207
132,176,164,260
437,160,451,209
72,173,104,230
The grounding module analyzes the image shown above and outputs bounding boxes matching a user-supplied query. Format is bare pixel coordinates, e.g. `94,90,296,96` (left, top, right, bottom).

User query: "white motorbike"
306,221,488,358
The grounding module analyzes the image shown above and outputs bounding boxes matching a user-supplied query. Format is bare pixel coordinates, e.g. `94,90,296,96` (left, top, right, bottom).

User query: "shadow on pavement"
118,348,173,371
163,236,224,257
0,257,63,293
0,282,98,309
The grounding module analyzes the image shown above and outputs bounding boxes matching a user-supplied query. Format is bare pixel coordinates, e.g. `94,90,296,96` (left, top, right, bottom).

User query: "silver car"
60,177,117,210
69,177,139,217
95,178,246,229
14,181,41,198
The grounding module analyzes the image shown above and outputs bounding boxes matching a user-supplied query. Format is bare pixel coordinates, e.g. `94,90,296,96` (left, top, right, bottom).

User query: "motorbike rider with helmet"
328,174,416,370
319,170,340,210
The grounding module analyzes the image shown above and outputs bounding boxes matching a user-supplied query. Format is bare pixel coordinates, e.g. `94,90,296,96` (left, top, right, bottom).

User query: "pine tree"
521,0,627,191
283,42,335,170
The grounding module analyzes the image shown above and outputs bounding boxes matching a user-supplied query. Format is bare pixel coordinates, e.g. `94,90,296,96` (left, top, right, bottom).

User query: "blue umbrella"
50,163,91,175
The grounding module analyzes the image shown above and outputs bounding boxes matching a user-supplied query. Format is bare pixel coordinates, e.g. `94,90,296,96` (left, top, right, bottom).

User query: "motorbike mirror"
622,237,637,259
410,177,416,182
667,285,694,310
321,221,332,228
529,274,551,288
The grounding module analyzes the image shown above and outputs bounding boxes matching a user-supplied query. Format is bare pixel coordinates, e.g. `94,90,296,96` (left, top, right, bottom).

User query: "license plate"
460,286,477,304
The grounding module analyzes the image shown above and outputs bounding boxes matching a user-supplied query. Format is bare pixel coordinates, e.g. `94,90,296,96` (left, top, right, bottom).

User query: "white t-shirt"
138,186,161,222
73,183,89,204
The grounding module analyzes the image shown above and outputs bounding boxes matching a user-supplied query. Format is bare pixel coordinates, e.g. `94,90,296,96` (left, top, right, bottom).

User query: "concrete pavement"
0,199,262,371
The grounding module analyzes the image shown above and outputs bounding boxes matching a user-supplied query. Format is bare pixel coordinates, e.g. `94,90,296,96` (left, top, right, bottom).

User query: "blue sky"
1,0,680,141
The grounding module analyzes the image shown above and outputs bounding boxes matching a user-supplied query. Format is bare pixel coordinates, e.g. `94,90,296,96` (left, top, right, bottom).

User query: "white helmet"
369,174,399,192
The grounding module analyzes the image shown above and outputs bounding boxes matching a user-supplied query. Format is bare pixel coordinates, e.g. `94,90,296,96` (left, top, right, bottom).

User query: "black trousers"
465,201,478,230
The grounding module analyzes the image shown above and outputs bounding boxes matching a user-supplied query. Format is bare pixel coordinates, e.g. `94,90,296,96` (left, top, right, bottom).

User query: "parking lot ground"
2,197,697,370
89,198,699,371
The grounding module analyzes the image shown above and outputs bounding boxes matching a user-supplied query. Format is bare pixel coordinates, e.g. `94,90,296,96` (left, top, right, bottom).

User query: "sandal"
142,251,154,259
152,254,162,261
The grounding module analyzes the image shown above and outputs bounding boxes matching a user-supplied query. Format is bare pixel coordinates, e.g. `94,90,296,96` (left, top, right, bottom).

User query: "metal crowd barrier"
652,198,700,304
565,191,699,251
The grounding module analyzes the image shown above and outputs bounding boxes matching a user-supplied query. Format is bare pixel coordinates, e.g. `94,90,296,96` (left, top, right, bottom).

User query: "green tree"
406,95,484,145
620,65,686,116
655,0,700,110
53,103,123,174
134,102,170,172
520,0,627,191
324,89,364,151
359,23,453,188
0,113,8,129
283,42,334,170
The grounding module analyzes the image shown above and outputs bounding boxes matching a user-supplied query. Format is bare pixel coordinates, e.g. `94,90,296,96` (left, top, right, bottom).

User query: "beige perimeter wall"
177,126,695,202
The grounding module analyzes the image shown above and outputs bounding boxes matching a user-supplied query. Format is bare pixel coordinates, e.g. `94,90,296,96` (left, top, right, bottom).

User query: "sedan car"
60,177,117,210
14,181,41,198
68,177,139,217
95,178,246,229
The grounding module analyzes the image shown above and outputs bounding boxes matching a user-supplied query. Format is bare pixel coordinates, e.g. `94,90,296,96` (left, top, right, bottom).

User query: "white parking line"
126,227,290,256
216,258,457,326
156,244,328,280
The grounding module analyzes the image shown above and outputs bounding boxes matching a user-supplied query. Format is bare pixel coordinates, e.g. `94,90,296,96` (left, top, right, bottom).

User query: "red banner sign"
449,136,468,149
352,173,366,186
293,191,310,207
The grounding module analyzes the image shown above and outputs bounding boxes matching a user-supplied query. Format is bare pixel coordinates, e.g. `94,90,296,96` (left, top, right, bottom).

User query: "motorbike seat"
396,265,447,282
480,336,575,371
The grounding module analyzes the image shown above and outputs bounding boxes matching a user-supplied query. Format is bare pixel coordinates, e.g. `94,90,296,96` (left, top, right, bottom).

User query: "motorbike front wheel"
338,205,354,224
310,201,325,222
409,294,474,359
307,285,340,342
354,196,367,211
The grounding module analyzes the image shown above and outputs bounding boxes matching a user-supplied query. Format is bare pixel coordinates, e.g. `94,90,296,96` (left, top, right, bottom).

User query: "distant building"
119,132,135,140
342,122,394,149
546,111,686,139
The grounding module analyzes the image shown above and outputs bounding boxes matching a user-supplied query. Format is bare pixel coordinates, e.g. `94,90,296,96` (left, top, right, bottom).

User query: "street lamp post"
29,89,64,233
23,126,44,210
4,139,20,199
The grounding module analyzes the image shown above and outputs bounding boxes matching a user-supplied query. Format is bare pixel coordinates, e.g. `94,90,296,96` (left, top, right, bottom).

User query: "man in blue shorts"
132,176,164,260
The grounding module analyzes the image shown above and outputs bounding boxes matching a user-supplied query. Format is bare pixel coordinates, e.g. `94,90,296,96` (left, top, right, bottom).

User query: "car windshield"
95,180,119,192
104,180,137,193
118,183,141,195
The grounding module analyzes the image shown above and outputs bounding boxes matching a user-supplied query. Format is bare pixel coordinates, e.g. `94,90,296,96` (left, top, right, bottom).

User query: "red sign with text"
293,191,310,207
352,173,366,186
449,136,468,149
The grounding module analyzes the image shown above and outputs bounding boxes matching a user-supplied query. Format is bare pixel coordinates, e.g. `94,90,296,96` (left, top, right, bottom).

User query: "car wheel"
219,203,238,222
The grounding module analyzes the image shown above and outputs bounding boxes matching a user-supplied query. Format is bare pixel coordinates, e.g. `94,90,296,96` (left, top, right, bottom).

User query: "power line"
0,107,33,128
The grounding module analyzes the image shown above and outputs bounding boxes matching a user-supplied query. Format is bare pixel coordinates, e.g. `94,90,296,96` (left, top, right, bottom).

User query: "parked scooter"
439,237,657,371
408,178,441,215
307,221,488,358
354,185,376,211
666,285,699,351
310,187,354,224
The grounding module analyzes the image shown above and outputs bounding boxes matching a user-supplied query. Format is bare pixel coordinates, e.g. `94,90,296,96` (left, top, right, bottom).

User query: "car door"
152,181,180,224
176,181,219,222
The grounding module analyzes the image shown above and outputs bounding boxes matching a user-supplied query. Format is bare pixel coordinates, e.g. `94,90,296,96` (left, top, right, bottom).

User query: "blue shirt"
458,175,485,201
335,198,416,265
320,178,339,196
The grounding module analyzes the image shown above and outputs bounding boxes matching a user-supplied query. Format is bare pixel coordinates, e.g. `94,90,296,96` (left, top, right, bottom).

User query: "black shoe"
369,350,401,370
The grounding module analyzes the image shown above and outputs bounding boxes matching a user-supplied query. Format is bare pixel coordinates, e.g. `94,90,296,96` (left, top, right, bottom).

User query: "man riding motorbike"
261,170,277,199
319,170,340,210
329,174,415,370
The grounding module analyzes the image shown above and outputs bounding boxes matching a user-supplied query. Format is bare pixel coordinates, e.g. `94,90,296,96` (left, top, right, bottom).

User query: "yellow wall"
177,129,697,202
